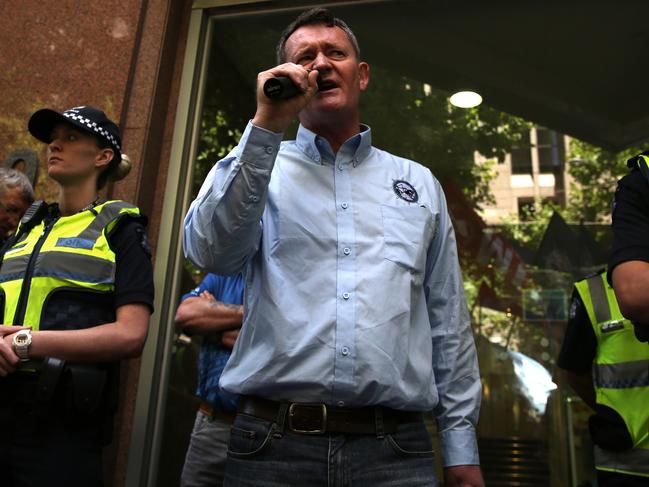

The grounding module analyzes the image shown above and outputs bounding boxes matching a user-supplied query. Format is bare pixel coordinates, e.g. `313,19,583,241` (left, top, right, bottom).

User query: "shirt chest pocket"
381,205,435,274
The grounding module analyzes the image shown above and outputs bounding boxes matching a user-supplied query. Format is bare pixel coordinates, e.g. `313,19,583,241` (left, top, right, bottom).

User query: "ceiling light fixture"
449,91,483,108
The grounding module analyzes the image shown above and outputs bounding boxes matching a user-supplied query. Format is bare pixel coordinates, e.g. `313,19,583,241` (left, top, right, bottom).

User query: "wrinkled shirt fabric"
183,122,481,467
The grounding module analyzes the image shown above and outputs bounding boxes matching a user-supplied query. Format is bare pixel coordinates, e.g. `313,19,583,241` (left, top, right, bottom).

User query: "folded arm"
175,292,243,336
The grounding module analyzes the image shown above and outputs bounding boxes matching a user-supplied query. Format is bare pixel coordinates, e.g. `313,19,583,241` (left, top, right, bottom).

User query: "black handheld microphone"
263,76,301,100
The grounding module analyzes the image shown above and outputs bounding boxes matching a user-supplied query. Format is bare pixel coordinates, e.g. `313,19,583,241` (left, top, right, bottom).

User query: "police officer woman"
0,106,154,487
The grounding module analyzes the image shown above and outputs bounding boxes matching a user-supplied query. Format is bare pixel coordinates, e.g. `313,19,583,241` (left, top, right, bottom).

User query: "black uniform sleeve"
608,170,649,284
108,217,154,313
557,290,597,373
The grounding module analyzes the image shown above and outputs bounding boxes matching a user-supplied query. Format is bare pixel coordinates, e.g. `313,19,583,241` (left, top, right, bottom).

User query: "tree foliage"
362,69,531,208
565,138,645,224
499,138,648,250
499,199,562,247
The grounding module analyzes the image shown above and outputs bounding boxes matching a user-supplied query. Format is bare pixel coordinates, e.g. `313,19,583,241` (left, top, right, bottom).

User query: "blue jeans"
181,410,232,487
224,413,437,486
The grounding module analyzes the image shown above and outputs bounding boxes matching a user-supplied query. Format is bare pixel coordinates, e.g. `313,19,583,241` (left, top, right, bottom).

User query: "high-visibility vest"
0,200,141,331
575,271,649,477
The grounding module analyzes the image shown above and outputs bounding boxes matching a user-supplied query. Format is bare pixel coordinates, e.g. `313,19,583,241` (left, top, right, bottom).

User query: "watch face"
13,331,32,361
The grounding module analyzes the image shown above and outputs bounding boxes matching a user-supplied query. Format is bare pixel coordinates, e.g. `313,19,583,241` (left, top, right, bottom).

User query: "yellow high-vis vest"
0,200,141,330
575,271,649,477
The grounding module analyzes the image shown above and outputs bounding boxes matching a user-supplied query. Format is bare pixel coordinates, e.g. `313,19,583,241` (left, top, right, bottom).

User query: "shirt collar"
296,123,372,167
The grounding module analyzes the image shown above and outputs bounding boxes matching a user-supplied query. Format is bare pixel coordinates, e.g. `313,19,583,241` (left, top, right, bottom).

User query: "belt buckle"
288,403,327,434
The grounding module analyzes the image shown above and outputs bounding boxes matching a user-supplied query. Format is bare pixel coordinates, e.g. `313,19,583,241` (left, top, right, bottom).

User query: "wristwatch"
12,329,32,361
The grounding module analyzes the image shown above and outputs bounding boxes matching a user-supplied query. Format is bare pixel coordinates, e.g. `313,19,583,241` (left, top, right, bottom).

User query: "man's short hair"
276,8,361,64
0,168,35,205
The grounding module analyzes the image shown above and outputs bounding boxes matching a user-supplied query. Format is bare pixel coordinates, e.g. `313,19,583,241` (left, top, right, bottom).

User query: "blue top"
183,122,481,466
181,272,244,412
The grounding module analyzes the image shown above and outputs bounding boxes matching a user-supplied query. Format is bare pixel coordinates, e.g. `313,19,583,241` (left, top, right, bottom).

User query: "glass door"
145,3,622,485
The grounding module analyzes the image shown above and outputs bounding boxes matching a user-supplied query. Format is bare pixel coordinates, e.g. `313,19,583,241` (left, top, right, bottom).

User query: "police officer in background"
558,269,649,485
0,106,154,487
609,151,649,341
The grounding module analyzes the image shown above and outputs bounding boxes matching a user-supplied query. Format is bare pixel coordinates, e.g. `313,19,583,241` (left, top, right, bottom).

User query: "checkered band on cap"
63,111,121,150
28,106,122,166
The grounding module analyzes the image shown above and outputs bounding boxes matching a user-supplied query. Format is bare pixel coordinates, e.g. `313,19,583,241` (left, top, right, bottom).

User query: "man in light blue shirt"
184,7,483,487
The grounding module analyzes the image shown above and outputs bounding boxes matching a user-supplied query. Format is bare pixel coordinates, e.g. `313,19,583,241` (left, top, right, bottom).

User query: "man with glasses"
0,168,34,246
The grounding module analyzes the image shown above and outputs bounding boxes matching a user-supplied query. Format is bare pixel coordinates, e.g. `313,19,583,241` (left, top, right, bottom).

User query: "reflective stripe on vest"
574,271,649,476
594,361,649,389
586,274,611,323
0,200,140,330
0,251,116,285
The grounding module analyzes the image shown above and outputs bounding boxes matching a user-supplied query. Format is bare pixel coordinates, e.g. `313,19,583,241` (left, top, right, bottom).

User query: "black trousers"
0,379,105,487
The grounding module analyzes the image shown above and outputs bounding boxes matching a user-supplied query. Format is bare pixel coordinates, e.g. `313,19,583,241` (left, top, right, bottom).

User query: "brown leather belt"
198,402,236,423
238,396,423,435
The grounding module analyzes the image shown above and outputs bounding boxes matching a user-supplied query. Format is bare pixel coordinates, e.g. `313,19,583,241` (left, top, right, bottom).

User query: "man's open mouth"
317,79,338,92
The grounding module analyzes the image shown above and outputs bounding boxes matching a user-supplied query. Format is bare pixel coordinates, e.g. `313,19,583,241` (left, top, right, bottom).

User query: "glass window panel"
511,146,533,174
538,129,566,173
155,7,614,487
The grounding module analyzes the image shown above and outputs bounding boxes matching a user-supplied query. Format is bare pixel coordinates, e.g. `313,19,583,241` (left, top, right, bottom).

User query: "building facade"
480,127,574,226
1,1,193,484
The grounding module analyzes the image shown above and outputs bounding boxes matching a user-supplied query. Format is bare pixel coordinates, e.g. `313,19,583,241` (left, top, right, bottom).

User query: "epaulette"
627,151,649,185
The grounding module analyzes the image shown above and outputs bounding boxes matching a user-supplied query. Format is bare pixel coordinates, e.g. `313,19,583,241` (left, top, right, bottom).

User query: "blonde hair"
108,153,132,182
98,153,132,189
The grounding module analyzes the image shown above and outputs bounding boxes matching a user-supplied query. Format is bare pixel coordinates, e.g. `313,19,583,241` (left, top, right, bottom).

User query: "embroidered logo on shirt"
601,320,624,333
393,180,418,203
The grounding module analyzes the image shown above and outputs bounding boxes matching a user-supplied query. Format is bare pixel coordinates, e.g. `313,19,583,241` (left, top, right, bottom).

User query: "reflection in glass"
509,350,557,415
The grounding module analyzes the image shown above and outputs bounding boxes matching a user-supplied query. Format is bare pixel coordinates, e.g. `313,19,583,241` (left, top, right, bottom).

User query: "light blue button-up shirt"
183,122,482,466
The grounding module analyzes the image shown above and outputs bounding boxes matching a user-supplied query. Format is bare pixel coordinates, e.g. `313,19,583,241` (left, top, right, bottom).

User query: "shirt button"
249,195,259,202
342,292,350,300
337,401,345,407
343,247,351,255
338,164,343,171
341,346,349,356
264,146,273,154
341,202,348,209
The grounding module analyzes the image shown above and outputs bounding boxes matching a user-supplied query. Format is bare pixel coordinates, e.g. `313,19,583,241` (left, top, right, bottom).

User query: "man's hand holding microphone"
252,63,319,134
